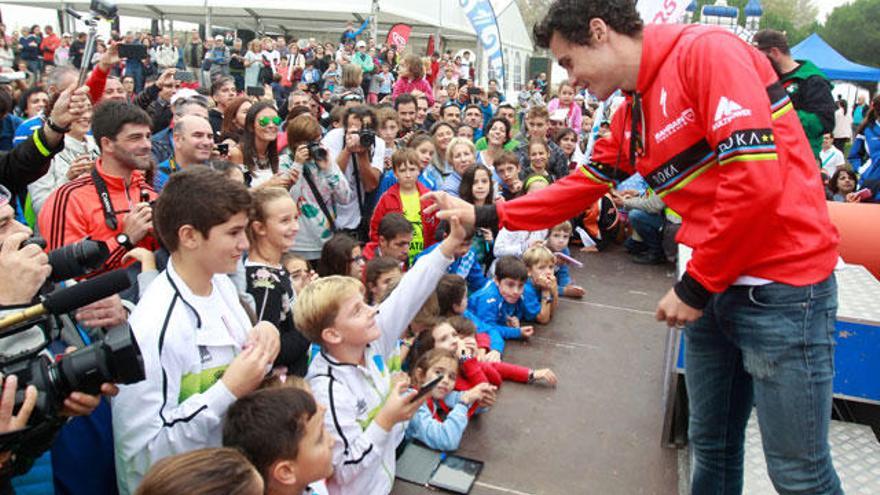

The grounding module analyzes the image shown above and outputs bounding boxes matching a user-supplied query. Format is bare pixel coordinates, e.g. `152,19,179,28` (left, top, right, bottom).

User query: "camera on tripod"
0,237,145,450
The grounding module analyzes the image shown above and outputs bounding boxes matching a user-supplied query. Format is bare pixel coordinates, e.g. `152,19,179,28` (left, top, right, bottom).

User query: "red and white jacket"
488,24,838,304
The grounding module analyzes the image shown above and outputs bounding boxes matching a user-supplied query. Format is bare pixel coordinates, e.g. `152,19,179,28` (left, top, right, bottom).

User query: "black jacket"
0,127,63,209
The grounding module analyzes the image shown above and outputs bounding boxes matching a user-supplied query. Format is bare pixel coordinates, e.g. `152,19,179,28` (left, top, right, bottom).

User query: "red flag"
386,23,412,51
426,34,435,56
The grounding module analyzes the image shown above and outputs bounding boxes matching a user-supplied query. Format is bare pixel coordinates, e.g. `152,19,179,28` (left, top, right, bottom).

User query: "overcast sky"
818,0,851,21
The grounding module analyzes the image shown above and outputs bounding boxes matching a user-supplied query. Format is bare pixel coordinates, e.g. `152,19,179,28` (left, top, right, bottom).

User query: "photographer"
322,104,385,241
38,101,161,279
0,186,123,491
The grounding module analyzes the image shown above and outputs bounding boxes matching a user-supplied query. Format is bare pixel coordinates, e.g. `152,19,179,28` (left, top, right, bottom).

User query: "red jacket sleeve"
461,357,495,386
679,32,787,293
477,361,503,387
86,65,109,104
491,361,530,383
495,106,634,232
369,192,393,244
475,333,491,350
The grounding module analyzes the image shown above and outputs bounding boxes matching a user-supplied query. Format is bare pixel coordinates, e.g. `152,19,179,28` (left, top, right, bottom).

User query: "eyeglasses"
258,115,282,127
350,255,366,264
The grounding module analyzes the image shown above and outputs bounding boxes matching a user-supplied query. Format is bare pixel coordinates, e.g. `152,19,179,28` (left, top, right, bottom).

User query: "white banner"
460,0,505,88
637,0,690,25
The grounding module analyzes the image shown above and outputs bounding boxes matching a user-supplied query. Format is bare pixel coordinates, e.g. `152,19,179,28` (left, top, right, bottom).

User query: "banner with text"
386,23,412,52
460,0,504,88
637,0,689,25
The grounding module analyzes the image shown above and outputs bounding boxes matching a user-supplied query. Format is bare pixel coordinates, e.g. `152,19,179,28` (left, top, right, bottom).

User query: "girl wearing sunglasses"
230,101,292,188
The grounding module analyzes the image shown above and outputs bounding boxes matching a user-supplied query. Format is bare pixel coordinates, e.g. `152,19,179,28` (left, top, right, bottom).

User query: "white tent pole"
370,0,379,46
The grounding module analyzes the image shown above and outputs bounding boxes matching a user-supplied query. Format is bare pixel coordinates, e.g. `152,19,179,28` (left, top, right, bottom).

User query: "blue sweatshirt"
463,308,520,354
405,391,468,451
468,281,537,338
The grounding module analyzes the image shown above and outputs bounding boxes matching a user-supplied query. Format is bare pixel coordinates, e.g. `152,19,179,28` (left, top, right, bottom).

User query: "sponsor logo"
716,128,775,155
356,398,368,416
654,108,696,143
198,346,212,364
713,97,752,131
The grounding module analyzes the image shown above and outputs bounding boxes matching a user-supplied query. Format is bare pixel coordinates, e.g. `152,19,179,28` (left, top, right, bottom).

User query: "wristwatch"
116,233,135,251
45,117,71,134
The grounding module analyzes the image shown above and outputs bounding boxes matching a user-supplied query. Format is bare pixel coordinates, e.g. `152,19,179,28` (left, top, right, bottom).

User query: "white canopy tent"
4,0,534,95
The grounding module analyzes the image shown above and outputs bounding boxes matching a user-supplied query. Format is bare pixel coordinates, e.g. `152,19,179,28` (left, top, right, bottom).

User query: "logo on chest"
713,97,752,131
198,346,212,364
356,398,368,416
654,108,696,144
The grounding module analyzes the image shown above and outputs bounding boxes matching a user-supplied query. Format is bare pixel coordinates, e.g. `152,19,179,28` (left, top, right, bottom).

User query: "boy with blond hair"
295,216,468,495
522,245,559,324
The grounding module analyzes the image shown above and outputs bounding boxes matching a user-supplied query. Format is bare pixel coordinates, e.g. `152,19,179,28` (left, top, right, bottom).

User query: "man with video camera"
0,183,128,492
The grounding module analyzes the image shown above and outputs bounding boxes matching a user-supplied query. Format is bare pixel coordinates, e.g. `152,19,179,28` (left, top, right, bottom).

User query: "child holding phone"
406,349,495,452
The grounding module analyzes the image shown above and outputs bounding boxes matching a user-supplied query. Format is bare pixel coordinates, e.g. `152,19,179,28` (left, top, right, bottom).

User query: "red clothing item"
38,159,160,277
455,357,530,391
494,24,838,297
369,182,438,251
40,34,60,63
85,65,109,105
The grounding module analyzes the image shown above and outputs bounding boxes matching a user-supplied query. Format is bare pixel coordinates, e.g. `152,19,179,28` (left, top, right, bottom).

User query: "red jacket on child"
369,182,439,251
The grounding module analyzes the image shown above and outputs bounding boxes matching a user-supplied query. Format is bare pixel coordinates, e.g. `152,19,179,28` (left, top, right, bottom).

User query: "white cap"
214,34,224,41
170,88,199,106
356,40,366,48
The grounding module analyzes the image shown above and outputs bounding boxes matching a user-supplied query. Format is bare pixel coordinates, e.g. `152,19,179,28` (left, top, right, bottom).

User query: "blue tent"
791,33,880,82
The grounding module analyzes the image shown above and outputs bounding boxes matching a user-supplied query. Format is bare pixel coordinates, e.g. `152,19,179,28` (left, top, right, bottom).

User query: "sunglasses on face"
258,115,282,127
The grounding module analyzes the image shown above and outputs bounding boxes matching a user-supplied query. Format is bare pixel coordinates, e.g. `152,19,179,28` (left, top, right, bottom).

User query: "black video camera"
307,141,328,163
89,0,118,19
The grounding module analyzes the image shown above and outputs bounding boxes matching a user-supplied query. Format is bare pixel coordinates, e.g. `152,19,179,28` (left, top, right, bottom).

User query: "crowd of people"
0,2,877,494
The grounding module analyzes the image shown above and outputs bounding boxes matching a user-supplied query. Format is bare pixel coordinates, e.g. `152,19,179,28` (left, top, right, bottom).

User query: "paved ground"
393,246,680,494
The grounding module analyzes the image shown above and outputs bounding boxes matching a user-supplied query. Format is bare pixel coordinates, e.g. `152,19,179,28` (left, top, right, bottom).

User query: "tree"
820,0,880,68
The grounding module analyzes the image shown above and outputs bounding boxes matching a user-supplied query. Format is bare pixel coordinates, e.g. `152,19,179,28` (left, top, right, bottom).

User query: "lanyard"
91,167,118,231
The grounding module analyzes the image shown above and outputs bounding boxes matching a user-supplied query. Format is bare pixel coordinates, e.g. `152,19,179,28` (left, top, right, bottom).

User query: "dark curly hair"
534,0,643,48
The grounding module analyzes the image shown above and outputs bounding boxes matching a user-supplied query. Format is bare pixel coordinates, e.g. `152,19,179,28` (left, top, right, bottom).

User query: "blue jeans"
628,209,664,255
685,275,841,495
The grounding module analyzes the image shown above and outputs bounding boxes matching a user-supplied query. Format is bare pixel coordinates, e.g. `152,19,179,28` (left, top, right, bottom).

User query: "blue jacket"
12,114,43,147
416,243,488,294
468,281,535,337
0,114,23,151
849,121,880,201
521,280,543,320
463,308,519,354
405,391,468,451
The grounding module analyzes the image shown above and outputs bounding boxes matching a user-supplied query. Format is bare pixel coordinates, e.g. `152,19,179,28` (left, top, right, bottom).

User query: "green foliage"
820,0,880,67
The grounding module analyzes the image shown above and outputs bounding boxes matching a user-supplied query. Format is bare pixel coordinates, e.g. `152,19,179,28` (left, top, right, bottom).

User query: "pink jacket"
391,76,435,106
547,98,583,132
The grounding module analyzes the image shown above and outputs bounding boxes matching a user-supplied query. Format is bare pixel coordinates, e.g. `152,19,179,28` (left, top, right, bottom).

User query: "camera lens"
53,326,145,397
46,239,109,282
308,142,327,162
359,129,375,148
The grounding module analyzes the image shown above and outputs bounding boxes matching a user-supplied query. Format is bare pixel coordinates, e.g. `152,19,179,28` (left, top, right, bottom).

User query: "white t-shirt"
460,60,471,80
819,146,846,177
322,127,386,229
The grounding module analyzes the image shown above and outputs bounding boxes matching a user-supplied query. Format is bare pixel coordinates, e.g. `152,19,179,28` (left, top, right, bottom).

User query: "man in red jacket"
425,1,841,493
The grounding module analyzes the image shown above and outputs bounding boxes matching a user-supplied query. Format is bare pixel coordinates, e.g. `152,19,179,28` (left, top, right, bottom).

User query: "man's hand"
49,86,92,129
655,288,703,328
123,202,153,244
374,379,423,432
344,131,365,154
0,232,50,305
422,191,476,229
0,375,36,433
75,295,127,328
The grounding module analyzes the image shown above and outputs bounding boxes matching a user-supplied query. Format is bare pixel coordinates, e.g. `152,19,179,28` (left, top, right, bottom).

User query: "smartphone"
174,71,195,82
118,43,147,60
854,187,872,201
409,375,443,402
246,86,265,97
140,190,150,203
215,142,229,155
554,251,584,267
